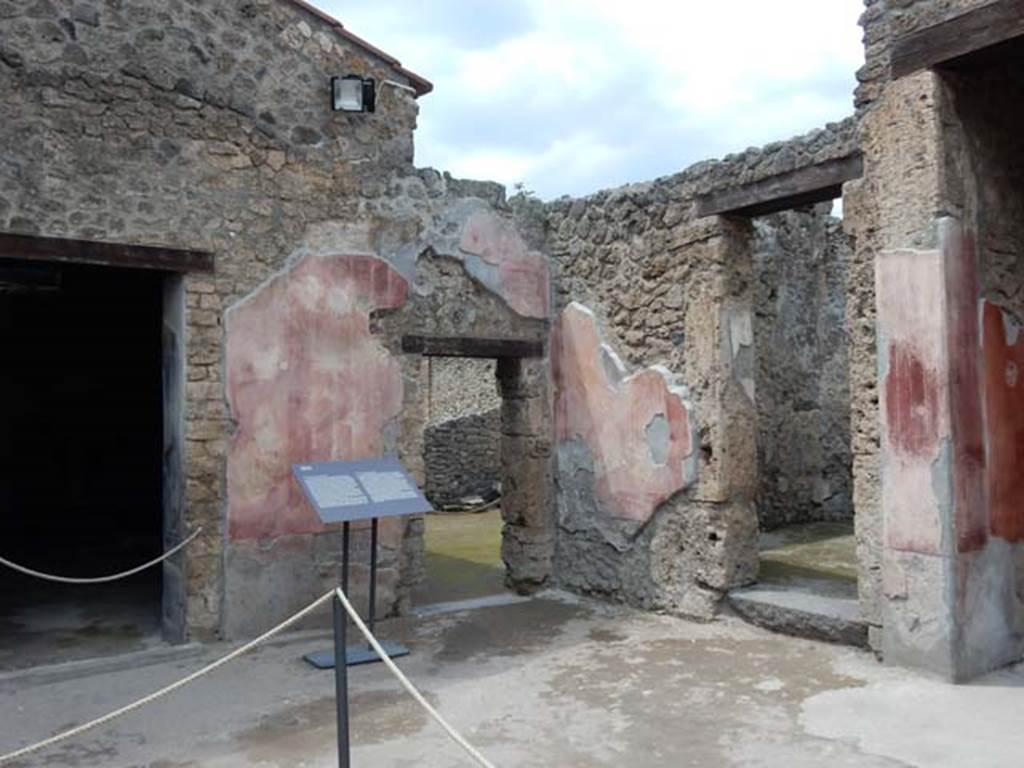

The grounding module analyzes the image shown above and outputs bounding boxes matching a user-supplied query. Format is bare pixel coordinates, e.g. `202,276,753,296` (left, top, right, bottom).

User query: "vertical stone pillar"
868,71,1021,680
497,356,555,592
687,216,760,596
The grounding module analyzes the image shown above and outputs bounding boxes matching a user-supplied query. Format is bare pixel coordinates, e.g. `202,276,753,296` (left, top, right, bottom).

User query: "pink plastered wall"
553,302,696,524
225,254,407,540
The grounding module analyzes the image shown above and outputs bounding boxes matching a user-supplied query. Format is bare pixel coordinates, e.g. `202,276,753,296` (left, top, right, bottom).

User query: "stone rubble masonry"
424,408,500,506
426,357,500,426
542,119,858,617
754,210,853,529
0,0,552,639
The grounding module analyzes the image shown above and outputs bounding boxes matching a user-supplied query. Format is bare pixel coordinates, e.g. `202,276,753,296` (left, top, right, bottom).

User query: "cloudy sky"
317,1,865,200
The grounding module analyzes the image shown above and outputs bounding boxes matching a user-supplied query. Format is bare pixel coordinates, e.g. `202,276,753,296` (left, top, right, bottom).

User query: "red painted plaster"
554,303,695,523
459,211,550,319
982,301,1024,543
943,227,988,553
884,344,941,457
225,255,407,540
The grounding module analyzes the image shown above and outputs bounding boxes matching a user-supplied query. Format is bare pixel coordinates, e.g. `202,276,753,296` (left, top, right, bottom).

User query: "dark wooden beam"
402,334,544,359
0,232,214,273
891,0,1024,78
695,154,862,219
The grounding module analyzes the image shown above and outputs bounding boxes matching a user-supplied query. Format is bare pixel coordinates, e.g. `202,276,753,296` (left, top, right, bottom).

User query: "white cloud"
318,0,865,199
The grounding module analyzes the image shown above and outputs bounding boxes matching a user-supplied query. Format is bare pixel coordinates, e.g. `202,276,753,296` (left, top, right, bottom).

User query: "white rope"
333,587,497,768
0,589,334,764
0,584,497,767
0,527,204,584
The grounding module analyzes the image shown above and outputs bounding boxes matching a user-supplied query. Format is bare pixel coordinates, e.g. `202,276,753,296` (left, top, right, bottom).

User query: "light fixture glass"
331,75,375,113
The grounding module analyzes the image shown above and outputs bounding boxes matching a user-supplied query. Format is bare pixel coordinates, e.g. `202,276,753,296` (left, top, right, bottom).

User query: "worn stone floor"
0,572,163,673
759,520,858,595
413,509,506,606
3,591,1022,767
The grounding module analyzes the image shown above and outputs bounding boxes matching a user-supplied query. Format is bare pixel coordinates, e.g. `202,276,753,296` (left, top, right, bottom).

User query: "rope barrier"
0,589,335,765
333,586,497,768
1,585,497,767
0,527,204,584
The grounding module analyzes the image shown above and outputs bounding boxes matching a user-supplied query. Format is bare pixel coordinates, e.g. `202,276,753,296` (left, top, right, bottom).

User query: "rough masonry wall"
544,121,858,616
943,62,1024,675
0,0,424,639
422,357,501,507
754,209,853,529
424,408,500,506
0,1,552,639
847,0,1019,661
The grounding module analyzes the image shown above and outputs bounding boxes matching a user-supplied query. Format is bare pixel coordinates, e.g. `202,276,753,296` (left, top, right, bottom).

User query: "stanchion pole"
334,521,351,768
367,517,378,648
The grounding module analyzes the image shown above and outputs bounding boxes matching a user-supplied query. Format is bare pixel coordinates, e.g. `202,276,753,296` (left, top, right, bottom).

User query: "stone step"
728,585,869,648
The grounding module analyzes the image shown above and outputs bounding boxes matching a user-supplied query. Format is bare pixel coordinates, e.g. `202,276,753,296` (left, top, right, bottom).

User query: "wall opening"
744,201,859,634
0,259,172,670
415,356,505,606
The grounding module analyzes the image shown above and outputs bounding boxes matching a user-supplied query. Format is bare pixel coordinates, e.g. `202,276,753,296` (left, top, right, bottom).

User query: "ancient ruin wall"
424,408,500,506
422,357,501,508
754,210,853,529
544,121,858,616
845,0,1004,650
0,1,552,638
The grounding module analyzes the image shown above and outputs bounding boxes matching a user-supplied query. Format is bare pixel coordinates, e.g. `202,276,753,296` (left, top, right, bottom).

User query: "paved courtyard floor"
2,591,1022,767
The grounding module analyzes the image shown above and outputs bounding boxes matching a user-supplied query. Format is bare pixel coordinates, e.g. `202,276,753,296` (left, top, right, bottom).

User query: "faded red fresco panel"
941,223,988,553
459,211,550,319
885,344,941,456
225,255,407,540
554,303,695,523
982,301,1024,543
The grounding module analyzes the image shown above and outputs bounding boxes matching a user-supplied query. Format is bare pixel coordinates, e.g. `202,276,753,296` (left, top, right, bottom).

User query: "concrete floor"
413,509,506,606
3,591,1023,767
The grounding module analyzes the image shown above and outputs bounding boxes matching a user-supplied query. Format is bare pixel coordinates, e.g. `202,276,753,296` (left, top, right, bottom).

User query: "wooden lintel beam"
891,0,1024,78
695,154,863,219
0,232,214,273
402,335,544,359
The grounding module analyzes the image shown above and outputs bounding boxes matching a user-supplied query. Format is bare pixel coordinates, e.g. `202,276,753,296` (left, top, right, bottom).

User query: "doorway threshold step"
728,585,868,648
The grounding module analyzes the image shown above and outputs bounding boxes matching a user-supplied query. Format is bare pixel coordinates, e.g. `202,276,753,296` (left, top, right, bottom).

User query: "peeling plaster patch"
225,253,407,540
600,344,627,386
459,210,550,319
554,302,697,531
645,414,670,466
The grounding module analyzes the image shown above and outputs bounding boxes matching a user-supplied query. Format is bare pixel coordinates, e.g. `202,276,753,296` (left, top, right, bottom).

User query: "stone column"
497,356,555,592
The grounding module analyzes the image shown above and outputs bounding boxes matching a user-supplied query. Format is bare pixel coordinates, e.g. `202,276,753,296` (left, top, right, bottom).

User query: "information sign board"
292,457,432,524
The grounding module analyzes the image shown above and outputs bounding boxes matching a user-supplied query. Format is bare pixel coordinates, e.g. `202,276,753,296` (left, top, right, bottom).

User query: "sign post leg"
367,517,378,646
334,522,351,768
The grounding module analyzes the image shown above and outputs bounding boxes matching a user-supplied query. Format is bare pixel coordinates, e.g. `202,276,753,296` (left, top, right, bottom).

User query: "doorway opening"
0,259,168,670
733,200,861,643
414,356,507,607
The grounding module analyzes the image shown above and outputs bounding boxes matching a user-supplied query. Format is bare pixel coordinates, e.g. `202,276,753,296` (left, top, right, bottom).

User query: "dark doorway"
0,259,166,670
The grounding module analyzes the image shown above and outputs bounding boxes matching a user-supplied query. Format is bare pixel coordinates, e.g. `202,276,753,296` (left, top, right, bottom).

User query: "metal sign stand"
291,458,429,768
304,519,410,669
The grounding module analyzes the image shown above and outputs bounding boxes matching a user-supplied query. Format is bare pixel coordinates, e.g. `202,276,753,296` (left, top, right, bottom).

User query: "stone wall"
845,0,1007,657
424,408,500,506
426,357,500,425
544,121,858,617
0,0,553,639
754,209,853,529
